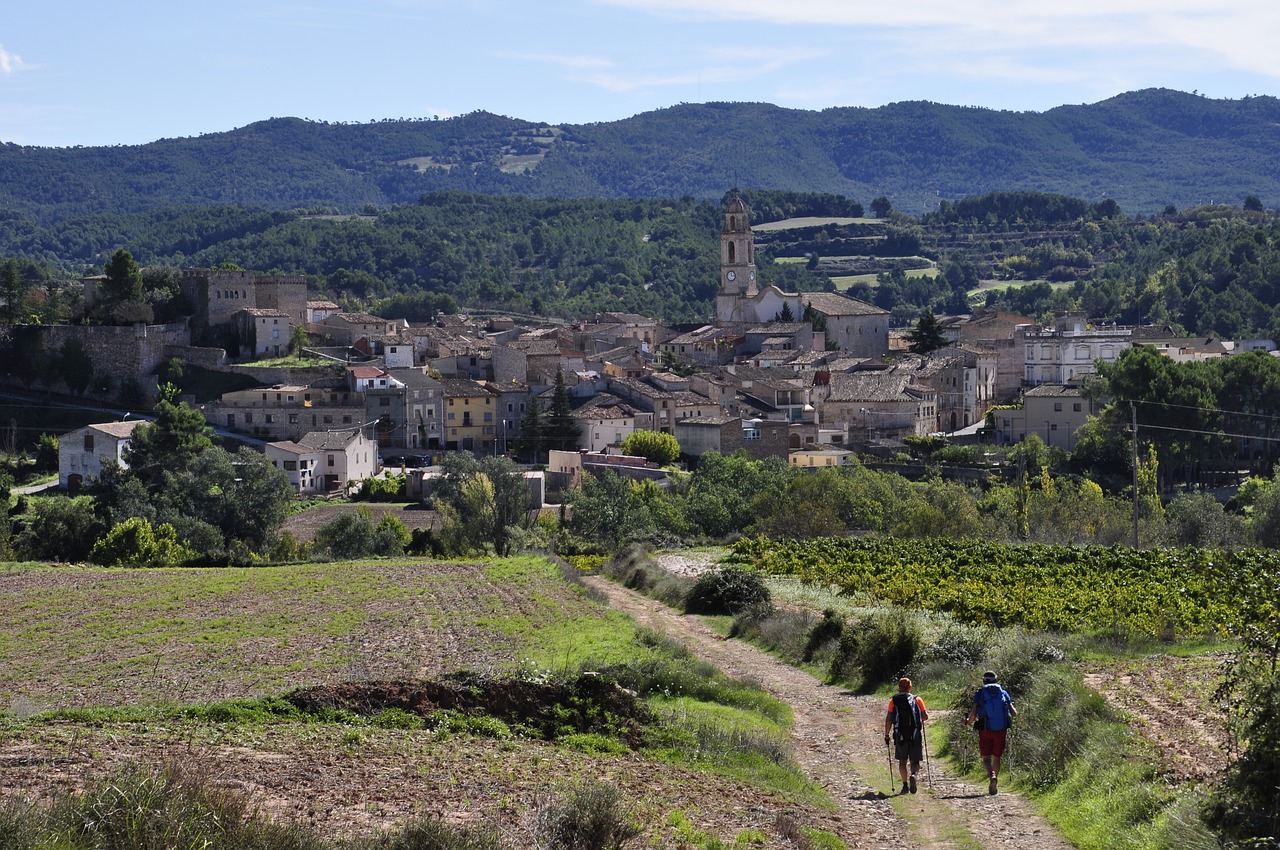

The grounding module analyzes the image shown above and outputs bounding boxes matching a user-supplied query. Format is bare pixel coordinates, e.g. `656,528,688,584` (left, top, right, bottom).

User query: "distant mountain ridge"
3,88,1279,223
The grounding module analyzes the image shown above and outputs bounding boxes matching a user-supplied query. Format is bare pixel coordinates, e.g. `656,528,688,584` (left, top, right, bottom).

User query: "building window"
283,460,297,471
83,434,94,451
327,454,335,467
1053,402,1062,412
288,414,299,424
1073,403,1082,412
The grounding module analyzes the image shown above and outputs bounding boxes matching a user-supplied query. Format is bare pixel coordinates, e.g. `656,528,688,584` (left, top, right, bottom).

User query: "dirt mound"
287,673,653,744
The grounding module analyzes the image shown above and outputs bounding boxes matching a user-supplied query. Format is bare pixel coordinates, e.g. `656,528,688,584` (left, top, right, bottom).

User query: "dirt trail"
585,577,1077,850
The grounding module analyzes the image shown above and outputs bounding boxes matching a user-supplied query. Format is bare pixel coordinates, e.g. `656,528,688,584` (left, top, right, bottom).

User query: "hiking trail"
585,574,1076,850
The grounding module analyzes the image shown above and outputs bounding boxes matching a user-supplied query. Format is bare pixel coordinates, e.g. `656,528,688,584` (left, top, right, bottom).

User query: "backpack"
976,684,1011,732
891,692,920,742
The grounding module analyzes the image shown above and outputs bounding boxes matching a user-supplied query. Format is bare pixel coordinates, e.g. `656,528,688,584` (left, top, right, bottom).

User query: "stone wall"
38,321,191,402
163,345,229,370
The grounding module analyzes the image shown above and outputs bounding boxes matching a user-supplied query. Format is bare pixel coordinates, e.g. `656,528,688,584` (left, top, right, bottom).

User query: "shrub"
531,780,642,850
683,566,772,616
89,517,196,567
828,611,920,691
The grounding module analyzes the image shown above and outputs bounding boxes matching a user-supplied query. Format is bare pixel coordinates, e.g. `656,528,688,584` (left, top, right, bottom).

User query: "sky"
2,1,1279,148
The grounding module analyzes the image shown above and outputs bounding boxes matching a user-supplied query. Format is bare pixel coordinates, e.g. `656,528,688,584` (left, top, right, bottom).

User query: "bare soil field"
0,559,850,847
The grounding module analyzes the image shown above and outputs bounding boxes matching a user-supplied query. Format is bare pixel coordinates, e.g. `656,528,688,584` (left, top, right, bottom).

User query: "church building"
714,194,889,360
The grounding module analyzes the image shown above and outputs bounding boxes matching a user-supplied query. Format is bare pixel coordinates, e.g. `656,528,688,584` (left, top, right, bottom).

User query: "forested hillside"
3,89,1279,224
7,189,1280,337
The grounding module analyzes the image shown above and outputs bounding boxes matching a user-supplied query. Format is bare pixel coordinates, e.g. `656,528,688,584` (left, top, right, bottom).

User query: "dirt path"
585,577,1077,850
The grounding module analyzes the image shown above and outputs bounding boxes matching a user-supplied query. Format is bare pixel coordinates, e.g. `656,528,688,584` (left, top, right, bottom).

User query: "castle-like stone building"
181,269,308,330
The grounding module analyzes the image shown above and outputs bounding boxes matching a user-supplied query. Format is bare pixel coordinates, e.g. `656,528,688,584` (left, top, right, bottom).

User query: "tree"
124,383,214,488
1244,194,1264,212
512,398,545,462
870,196,893,218
544,369,581,452
102,248,144,304
904,309,948,354
620,430,681,465
288,324,310,356
1,259,31,325
430,454,532,555
13,495,106,562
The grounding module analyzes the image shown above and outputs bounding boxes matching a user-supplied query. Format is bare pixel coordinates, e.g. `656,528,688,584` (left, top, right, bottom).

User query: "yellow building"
441,378,498,453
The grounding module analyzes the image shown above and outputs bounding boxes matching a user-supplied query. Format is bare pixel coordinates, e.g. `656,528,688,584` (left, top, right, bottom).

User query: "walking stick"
886,737,895,793
922,725,933,789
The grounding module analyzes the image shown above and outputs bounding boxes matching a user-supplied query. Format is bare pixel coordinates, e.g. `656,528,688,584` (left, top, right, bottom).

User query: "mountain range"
2,88,1279,224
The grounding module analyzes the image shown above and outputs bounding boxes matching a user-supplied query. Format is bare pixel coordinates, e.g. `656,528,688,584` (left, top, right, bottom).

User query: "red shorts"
978,729,1007,758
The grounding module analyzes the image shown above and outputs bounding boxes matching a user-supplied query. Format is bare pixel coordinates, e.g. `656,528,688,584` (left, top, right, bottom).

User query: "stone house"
317,312,395,347
814,370,937,444
673,416,791,461
59,420,144,490
202,384,364,442
234,308,293,358
605,376,722,433
572,393,654,452
365,368,446,451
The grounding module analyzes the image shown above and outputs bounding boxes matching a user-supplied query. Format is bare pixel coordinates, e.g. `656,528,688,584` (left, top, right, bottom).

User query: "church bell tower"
720,193,757,297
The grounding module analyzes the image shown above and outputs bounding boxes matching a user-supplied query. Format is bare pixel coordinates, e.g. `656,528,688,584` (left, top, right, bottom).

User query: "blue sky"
3,0,1279,148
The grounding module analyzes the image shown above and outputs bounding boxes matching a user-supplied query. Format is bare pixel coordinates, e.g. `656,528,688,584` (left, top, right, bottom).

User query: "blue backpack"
976,684,1011,732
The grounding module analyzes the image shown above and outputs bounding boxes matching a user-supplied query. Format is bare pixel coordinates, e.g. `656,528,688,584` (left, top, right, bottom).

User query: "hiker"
884,677,929,794
965,670,1017,795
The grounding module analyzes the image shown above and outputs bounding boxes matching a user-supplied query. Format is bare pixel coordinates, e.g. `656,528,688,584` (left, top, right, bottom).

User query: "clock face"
726,271,736,281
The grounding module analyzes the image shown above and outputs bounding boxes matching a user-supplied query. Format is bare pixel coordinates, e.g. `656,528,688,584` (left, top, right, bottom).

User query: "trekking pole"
922,725,933,790
886,737,895,793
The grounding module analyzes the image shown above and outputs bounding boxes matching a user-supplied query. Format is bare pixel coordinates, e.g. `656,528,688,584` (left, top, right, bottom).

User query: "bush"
683,566,772,616
90,517,196,567
531,780,642,850
828,611,920,691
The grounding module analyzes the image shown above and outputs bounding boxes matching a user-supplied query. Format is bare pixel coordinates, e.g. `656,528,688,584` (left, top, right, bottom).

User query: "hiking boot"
909,775,917,794
988,775,998,795
901,782,910,795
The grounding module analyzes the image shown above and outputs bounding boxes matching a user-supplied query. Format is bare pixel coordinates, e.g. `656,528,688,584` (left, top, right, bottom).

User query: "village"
44,195,1276,499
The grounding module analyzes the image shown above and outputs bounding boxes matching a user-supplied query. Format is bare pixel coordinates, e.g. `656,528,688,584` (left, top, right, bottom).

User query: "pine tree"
545,369,581,452
512,398,545,462
905,309,948,354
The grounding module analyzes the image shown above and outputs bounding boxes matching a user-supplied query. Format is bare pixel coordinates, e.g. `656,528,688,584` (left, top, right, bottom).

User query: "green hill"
3,89,1280,224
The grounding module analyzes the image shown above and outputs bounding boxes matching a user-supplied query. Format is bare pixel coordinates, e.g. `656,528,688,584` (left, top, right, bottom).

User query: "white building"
1024,312,1130,386
59,420,144,490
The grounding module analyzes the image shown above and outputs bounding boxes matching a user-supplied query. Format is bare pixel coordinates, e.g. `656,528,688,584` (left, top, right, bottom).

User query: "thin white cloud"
593,0,1280,78
0,44,26,74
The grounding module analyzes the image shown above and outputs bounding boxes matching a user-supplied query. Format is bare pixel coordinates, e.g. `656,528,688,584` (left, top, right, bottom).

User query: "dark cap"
982,670,998,683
